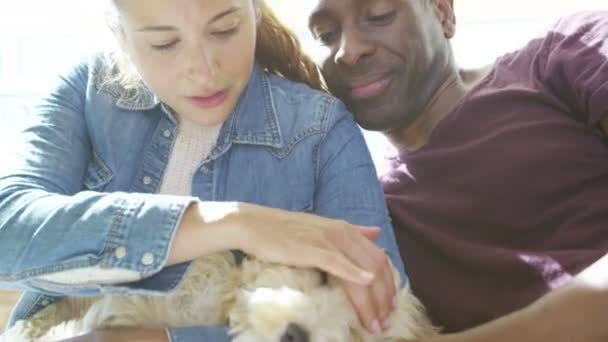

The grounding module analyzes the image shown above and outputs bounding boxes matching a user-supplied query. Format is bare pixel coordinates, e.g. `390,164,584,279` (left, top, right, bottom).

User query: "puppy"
1,252,438,341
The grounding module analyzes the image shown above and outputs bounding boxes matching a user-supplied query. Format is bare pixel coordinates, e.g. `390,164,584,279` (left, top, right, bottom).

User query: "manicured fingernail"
382,318,391,331
371,320,381,333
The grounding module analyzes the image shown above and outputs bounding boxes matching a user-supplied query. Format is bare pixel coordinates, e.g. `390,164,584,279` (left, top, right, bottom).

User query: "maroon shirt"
383,12,608,332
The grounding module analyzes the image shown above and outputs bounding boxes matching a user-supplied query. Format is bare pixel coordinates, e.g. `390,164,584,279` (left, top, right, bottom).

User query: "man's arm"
426,254,608,342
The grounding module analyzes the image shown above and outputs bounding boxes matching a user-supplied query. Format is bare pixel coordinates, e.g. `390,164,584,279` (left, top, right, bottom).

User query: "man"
307,0,608,341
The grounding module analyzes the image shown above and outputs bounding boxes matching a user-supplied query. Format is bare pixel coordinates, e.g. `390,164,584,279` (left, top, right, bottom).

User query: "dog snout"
280,323,309,342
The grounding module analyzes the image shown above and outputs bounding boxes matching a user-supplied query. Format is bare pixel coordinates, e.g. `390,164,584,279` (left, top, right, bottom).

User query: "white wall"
1,1,607,160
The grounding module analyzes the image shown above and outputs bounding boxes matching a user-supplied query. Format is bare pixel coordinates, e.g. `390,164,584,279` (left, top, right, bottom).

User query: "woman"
0,0,405,341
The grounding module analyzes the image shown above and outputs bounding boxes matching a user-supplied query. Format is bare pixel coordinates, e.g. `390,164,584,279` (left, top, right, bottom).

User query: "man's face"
308,0,455,131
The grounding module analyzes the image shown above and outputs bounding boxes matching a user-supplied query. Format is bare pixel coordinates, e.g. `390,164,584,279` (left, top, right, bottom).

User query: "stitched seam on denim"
11,259,104,280
129,120,168,193
83,151,114,190
262,73,282,140
229,72,284,148
271,95,333,159
314,96,335,179
100,198,129,267
270,125,323,159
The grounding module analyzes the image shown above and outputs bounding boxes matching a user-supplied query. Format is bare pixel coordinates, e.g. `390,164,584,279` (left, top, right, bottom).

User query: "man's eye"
368,10,396,25
317,31,338,45
151,40,179,51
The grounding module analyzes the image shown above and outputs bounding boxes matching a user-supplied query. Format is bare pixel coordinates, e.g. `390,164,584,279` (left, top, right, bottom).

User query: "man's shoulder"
551,11,608,37
532,11,608,58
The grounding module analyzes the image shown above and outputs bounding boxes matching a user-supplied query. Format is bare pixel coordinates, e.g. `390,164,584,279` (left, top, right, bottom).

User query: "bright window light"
0,0,607,155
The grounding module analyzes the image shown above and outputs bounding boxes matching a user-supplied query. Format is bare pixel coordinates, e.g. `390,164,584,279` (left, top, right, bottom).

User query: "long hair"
254,0,326,92
103,0,326,93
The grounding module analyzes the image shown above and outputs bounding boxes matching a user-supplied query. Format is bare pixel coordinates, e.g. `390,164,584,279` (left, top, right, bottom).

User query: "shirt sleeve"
0,55,197,292
541,11,608,127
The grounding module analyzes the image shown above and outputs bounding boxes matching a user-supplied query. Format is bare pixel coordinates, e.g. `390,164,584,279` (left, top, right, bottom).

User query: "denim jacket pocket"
83,151,114,191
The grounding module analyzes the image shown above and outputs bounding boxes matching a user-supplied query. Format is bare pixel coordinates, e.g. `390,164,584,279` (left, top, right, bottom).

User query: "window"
0,0,108,149
0,0,607,155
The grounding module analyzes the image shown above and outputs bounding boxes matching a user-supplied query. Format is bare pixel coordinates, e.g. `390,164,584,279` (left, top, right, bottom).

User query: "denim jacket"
0,53,406,341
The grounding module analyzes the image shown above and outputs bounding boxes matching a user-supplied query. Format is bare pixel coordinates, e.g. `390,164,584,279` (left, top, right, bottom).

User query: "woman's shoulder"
264,73,356,137
41,51,112,99
45,51,157,111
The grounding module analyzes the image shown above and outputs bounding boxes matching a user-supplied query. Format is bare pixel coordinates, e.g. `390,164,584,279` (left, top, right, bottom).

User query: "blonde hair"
102,1,144,92
103,0,326,93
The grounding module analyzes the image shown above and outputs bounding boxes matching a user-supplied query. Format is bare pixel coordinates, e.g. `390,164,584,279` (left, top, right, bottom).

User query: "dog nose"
280,323,309,342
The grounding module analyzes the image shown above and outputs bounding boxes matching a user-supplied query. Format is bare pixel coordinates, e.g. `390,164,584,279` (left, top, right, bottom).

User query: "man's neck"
386,66,490,152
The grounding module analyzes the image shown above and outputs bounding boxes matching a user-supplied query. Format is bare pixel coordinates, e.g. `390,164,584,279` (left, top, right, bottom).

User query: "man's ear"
433,0,456,39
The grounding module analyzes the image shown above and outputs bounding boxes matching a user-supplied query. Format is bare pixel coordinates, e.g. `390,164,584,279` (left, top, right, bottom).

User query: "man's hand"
57,328,169,342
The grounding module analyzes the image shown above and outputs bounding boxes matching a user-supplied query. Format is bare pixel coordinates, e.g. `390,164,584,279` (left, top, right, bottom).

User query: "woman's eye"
212,26,239,38
368,10,396,25
151,40,179,51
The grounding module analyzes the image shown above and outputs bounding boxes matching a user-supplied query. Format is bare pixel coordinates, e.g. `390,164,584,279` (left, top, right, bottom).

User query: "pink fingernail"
382,318,391,331
371,320,381,333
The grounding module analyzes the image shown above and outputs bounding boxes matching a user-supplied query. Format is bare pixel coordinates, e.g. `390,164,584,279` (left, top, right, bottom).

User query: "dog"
1,252,438,341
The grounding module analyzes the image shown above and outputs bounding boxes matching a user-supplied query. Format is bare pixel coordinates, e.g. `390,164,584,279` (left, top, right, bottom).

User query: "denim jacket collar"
97,63,283,151
214,63,284,152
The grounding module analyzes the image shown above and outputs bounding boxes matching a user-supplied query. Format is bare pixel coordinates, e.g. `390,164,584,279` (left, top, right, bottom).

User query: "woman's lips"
187,90,228,108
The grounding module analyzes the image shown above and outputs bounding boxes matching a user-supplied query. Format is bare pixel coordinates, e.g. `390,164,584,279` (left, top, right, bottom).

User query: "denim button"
163,129,172,138
41,299,50,306
143,176,153,185
141,252,155,266
200,166,209,174
114,247,127,259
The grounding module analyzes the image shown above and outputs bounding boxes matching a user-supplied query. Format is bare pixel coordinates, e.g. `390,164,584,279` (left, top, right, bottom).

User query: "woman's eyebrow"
137,6,242,32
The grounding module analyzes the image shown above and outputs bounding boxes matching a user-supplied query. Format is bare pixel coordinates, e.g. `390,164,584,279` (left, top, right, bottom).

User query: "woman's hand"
337,252,396,334
169,201,397,333
57,328,168,342
235,203,397,333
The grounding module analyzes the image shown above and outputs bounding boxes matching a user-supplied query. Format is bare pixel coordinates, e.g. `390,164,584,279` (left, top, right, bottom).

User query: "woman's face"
116,0,257,126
